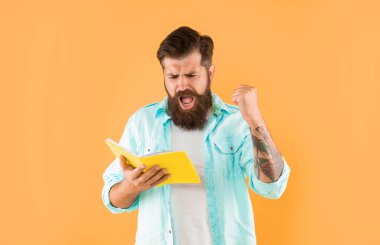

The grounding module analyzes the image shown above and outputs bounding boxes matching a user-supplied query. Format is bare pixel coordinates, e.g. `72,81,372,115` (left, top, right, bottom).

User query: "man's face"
162,49,215,130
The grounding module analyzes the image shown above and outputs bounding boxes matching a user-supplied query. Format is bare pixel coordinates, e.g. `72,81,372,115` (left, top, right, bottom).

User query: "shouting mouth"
179,95,195,110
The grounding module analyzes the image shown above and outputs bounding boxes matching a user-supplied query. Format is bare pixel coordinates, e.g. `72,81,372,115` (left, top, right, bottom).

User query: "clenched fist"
232,84,264,126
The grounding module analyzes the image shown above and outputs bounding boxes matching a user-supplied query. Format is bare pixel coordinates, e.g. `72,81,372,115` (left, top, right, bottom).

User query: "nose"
178,75,188,91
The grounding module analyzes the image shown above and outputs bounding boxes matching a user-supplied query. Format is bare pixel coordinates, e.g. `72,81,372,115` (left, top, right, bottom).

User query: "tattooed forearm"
250,125,284,182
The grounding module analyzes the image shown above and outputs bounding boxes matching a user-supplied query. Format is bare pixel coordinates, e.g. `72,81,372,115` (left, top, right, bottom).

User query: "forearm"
249,120,284,183
109,179,140,209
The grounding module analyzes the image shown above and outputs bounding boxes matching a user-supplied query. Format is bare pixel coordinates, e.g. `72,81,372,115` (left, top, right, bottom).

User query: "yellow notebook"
105,138,200,187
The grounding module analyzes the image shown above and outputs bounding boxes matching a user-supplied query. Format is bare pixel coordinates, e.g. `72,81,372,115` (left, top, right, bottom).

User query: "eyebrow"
167,71,199,76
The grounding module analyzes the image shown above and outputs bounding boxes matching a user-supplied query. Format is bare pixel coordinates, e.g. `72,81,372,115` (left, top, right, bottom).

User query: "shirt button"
147,149,150,152
169,230,172,234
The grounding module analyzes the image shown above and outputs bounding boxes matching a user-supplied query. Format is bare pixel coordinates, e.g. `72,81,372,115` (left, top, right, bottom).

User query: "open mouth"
179,95,195,110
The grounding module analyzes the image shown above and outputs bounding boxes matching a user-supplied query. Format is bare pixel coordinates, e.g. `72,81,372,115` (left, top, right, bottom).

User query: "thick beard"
165,78,212,130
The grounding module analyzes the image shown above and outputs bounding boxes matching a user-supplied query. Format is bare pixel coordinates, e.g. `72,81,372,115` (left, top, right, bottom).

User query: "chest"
140,118,248,181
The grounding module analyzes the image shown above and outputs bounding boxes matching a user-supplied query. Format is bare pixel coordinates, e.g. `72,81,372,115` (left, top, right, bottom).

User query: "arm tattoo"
250,125,284,182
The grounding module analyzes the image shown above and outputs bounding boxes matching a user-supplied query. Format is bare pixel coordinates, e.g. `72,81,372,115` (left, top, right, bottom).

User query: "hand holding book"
118,155,171,192
105,138,200,187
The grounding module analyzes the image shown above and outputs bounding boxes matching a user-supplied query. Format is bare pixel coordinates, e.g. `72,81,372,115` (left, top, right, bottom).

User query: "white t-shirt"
170,109,213,245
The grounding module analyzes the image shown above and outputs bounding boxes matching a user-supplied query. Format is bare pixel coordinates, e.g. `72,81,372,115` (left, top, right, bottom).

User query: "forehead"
162,49,203,74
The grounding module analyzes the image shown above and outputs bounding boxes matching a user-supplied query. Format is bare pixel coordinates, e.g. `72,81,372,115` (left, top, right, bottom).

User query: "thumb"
232,98,238,105
119,155,128,171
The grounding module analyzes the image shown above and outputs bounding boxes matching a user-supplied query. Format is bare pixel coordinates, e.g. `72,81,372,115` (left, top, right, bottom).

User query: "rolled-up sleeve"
239,132,291,199
101,115,141,213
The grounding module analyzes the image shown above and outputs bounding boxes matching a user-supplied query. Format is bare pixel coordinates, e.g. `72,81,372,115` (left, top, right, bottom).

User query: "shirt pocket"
213,135,245,180
142,125,167,156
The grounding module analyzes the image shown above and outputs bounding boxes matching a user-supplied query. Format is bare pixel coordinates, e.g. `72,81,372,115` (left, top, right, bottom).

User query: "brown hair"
156,26,214,69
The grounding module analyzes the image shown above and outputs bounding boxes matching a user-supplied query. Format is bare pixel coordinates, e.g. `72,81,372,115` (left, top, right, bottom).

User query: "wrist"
248,118,266,130
245,111,264,126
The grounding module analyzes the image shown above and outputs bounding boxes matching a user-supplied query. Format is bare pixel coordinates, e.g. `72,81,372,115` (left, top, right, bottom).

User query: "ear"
208,64,215,80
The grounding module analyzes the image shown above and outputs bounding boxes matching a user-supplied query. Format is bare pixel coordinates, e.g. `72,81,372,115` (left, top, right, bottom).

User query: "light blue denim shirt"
102,92,291,245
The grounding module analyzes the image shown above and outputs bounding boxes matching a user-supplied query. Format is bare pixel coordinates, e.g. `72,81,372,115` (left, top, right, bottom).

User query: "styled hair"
157,26,214,69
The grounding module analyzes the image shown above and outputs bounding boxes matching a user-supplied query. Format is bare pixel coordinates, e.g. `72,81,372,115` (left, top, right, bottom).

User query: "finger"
233,85,251,92
232,87,247,94
119,156,134,172
232,89,248,96
119,156,127,171
232,90,243,96
238,84,254,89
137,165,162,183
146,168,169,186
232,93,242,102
151,173,171,187
130,164,146,179
232,95,239,105
124,162,134,171
233,86,248,92
233,86,256,95
234,84,248,90
232,92,242,99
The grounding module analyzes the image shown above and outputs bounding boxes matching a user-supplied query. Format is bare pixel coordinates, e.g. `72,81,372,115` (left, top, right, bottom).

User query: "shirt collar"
154,91,235,118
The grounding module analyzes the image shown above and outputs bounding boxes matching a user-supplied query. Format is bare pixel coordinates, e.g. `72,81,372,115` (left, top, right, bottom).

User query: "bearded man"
102,26,291,245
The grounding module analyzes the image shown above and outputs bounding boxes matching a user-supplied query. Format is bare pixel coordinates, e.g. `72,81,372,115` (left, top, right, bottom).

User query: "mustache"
173,89,200,99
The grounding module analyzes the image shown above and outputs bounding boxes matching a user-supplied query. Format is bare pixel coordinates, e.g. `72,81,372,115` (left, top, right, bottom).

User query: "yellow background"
1,0,379,244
